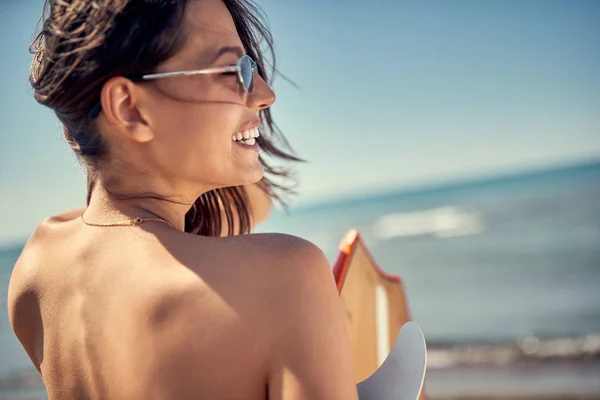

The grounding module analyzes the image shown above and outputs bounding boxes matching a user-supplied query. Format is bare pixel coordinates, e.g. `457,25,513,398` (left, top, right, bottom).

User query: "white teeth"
232,127,260,141
234,137,256,146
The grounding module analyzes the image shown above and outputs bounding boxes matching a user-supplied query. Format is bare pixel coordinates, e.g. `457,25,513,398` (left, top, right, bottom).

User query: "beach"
1,160,599,398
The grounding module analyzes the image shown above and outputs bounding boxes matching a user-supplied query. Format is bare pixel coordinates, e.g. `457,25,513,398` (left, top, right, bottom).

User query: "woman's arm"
265,239,359,400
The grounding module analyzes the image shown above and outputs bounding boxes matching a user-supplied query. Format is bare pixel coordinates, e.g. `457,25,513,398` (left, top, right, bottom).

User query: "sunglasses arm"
138,66,239,81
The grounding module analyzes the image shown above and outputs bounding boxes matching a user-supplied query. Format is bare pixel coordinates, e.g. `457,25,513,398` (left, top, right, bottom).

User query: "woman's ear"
99,76,154,143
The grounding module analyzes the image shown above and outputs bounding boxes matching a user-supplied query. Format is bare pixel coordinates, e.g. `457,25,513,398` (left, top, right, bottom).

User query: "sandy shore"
1,361,599,400
425,361,600,399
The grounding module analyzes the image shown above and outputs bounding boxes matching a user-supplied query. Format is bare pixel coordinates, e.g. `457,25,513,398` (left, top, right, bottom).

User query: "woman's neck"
83,178,201,232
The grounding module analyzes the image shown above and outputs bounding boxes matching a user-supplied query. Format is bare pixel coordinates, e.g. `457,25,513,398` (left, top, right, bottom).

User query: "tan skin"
7,1,358,399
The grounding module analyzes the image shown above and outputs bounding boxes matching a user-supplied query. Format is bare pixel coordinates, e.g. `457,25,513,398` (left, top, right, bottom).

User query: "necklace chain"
80,213,174,229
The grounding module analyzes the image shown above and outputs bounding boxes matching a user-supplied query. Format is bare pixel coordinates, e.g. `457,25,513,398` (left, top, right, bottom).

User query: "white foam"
372,206,485,240
425,334,600,369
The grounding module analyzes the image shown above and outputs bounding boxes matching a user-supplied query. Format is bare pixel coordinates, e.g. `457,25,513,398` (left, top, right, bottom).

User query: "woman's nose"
248,73,275,111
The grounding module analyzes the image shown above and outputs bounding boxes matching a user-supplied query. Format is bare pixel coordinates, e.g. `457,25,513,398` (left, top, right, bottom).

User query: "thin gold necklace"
80,213,175,229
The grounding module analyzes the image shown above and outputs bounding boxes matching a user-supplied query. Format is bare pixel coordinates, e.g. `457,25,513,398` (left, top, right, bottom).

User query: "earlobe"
99,77,154,143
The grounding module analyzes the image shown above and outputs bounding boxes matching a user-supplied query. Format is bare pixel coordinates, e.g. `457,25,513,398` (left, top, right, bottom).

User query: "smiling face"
98,0,275,194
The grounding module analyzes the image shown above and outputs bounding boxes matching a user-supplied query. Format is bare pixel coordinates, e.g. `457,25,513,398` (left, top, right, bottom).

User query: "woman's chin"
223,164,264,188
240,166,265,186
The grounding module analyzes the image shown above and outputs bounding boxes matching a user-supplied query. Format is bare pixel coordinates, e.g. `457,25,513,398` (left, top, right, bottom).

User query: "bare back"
8,210,357,400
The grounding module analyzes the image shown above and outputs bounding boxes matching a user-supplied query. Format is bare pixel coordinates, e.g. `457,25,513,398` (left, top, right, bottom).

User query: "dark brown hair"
30,0,302,236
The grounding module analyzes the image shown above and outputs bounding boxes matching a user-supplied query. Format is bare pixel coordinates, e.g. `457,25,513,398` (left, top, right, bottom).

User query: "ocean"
1,160,600,398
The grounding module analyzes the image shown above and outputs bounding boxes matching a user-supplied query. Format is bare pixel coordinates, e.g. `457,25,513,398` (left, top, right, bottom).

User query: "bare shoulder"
239,232,330,267
213,232,337,302
148,231,337,346
33,207,86,230
7,248,38,330
235,232,343,334
175,231,333,291
132,231,331,326
8,207,85,315
169,231,335,321
235,232,340,322
144,231,355,397
46,206,86,222
5,213,63,371
233,231,340,316
116,232,336,398
7,217,50,298
247,232,336,299
218,234,358,399
9,207,84,279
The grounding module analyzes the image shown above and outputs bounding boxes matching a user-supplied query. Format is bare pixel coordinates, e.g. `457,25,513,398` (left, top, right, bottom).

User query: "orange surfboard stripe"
333,229,402,292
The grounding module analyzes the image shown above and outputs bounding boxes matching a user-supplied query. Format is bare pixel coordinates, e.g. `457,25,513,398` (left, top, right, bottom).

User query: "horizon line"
283,154,600,213
1,154,599,250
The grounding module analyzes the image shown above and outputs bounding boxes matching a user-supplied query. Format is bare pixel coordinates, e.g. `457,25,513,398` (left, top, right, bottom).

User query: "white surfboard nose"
357,321,427,400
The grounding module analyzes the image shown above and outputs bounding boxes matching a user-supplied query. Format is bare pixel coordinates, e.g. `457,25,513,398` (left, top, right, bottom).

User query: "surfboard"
333,230,427,399
357,321,427,400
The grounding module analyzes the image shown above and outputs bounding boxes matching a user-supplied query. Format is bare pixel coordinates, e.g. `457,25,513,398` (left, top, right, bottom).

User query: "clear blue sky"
1,0,599,244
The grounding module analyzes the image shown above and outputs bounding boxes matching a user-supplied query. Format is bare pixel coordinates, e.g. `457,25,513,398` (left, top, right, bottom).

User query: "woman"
7,0,358,398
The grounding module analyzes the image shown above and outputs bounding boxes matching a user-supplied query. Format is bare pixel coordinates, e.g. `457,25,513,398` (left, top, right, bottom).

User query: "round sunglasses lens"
240,56,254,93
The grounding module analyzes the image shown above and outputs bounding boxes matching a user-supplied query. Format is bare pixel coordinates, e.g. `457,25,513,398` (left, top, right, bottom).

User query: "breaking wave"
372,206,485,240
426,334,600,369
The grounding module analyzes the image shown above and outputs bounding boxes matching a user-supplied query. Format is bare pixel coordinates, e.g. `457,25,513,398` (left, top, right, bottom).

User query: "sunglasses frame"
88,54,257,118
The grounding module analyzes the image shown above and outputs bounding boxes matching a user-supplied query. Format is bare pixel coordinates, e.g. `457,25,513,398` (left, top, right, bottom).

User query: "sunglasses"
89,54,258,118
